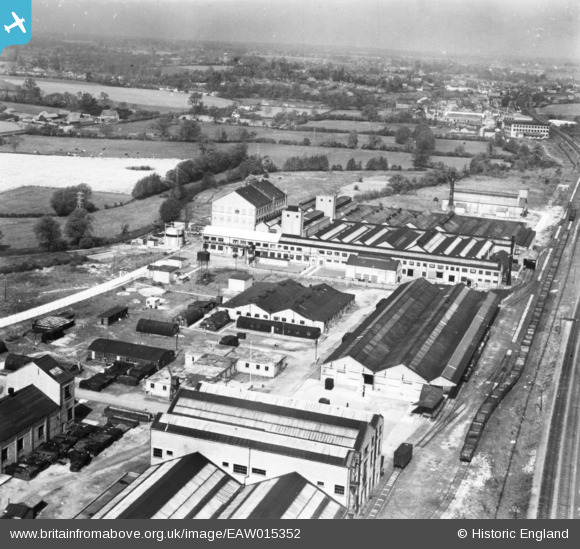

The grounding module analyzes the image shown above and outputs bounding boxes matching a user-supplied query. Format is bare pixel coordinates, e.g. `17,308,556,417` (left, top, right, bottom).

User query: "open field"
1,102,54,115
242,142,470,170
0,187,132,215
160,65,231,74
1,134,195,158
0,152,182,193
537,103,580,120
2,77,234,111
0,120,20,133
0,217,49,251
303,119,412,132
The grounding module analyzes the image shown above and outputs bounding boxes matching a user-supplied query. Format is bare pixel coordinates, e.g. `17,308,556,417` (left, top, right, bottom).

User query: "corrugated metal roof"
0,385,59,441
91,454,344,519
324,278,499,383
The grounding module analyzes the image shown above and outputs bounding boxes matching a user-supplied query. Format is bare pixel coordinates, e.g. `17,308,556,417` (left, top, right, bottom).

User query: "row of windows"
236,310,307,326
149,382,169,391
153,447,174,458
244,363,270,371
1,426,46,461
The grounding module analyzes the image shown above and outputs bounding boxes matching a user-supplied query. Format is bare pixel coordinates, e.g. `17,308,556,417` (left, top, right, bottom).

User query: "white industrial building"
503,120,550,139
150,383,384,513
345,255,401,284
228,347,287,378
442,189,528,218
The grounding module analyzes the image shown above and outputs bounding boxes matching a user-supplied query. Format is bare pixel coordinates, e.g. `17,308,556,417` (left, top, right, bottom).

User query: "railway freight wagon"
136,319,179,337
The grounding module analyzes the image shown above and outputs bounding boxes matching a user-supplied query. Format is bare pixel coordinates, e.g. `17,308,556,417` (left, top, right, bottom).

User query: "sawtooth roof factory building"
150,383,383,514
322,278,500,402
203,180,535,289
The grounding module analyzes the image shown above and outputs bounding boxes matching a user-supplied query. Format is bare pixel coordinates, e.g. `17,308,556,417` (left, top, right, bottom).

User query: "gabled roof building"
88,453,346,519
322,278,500,402
220,279,355,333
150,384,383,514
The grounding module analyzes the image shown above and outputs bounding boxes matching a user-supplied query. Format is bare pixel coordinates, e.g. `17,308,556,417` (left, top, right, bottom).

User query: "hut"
200,311,230,332
136,319,179,338
173,308,204,328
3,354,34,372
98,305,129,326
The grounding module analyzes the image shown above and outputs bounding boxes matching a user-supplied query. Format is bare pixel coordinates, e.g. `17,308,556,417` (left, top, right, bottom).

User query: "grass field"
537,103,580,119
1,135,195,159
1,102,53,115
303,119,412,132
160,65,231,74
0,152,182,193
241,142,470,170
2,78,234,111
0,187,132,215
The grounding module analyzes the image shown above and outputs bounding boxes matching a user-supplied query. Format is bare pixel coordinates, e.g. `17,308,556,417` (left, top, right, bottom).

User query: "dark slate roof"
252,179,286,201
33,355,75,385
346,255,400,271
221,279,354,323
3,354,33,372
229,272,253,281
324,278,500,383
0,385,59,441
87,338,173,363
98,305,128,319
0,341,8,355
147,264,179,273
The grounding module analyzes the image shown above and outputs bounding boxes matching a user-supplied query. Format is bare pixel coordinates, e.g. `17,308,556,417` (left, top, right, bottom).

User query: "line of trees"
282,154,329,171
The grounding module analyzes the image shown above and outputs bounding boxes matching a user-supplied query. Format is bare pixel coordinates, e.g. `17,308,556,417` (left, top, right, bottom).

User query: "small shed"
228,272,254,293
173,308,204,327
146,297,161,309
98,305,129,326
136,319,179,338
148,264,179,284
413,385,445,419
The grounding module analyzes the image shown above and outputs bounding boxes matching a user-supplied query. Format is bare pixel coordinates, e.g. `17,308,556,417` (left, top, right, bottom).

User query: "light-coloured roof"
152,383,381,466
90,453,345,519
203,225,281,243
228,347,286,365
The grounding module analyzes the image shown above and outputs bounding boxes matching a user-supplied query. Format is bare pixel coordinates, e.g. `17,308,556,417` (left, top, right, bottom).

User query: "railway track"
460,204,576,463
364,469,402,519
430,462,471,519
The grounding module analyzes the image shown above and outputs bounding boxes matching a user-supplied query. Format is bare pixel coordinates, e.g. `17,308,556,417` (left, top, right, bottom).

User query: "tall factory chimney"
448,176,455,213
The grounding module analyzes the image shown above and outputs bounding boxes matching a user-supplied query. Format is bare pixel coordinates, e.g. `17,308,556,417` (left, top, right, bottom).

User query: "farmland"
1,134,196,158
537,103,580,120
2,77,235,111
0,152,182,193
0,187,132,215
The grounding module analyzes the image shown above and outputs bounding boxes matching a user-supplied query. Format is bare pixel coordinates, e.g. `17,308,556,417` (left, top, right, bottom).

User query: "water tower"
164,222,185,251
197,249,210,284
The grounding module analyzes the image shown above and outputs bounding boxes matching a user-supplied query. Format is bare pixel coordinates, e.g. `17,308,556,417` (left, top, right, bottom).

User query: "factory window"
218,238,224,242
217,246,223,251
263,315,268,319
274,316,280,321
409,261,414,266
478,270,483,275
1,448,7,461
436,272,443,279
256,365,260,370
282,318,287,322
437,265,444,270
210,245,216,250
223,462,229,467
485,271,492,276
210,237,216,241
166,450,173,457
152,448,163,458
449,275,456,283
150,383,155,389
407,269,414,277
334,485,345,496
290,247,295,251
429,264,435,268
235,209,240,214
233,464,248,475
265,366,269,371
254,314,260,318
470,269,476,273
37,425,45,440
462,268,468,273
317,481,324,487
236,311,241,315
300,321,305,325
297,247,302,252
334,252,340,256
284,246,288,250
252,468,266,476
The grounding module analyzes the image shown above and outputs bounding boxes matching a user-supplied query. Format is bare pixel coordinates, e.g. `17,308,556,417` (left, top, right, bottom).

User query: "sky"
30,0,580,60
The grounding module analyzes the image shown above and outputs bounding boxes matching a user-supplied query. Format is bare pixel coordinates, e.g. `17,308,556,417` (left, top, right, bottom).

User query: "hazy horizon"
28,0,580,61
